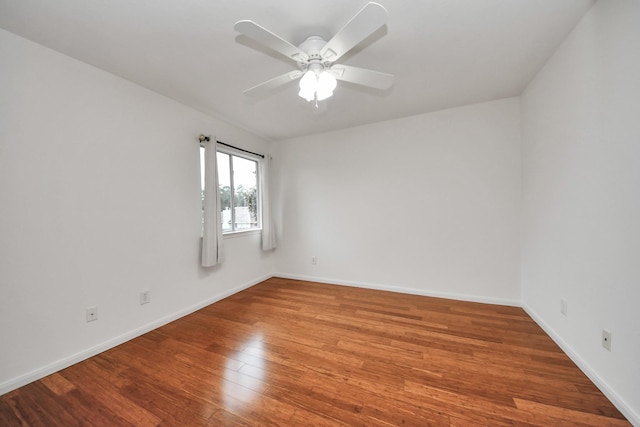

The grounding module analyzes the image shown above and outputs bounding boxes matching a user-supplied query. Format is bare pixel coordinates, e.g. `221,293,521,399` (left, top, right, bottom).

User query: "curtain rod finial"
199,134,210,142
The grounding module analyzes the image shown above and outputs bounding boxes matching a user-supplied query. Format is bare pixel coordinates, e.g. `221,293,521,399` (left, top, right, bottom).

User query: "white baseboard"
273,272,521,307
0,274,272,396
522,304,639,427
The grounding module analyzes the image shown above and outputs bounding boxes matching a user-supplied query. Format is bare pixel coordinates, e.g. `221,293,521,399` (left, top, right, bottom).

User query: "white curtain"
201,138,223,267
260,155,277,251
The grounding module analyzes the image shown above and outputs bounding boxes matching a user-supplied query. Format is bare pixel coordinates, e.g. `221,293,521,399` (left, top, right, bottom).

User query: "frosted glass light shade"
316,71,337,101
298,69,336,102
298,70,317,102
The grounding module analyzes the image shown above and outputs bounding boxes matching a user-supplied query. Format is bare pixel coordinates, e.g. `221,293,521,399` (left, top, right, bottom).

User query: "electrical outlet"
602,329,612,351
560,298,568,316
140,290,150,305
86,306,98,322
311,256,317,265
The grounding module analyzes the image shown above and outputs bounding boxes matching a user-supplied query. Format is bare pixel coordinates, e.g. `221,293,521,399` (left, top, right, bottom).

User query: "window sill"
222,229,262,239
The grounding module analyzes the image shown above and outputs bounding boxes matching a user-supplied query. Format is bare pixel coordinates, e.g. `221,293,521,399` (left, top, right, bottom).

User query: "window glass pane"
232,156,258,230
216,152,232,232
203,149,260,234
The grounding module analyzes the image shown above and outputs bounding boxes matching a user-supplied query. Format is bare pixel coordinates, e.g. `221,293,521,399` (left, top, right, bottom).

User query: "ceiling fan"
234,2,394,103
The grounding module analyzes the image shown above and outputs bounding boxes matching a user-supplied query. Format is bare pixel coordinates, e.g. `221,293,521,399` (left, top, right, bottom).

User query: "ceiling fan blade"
234,20,309,62
331,65,394,90
320,2,388,62
242,70,303,96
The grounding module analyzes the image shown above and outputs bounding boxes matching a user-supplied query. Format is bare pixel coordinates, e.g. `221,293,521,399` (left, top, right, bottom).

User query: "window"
200,146,261,234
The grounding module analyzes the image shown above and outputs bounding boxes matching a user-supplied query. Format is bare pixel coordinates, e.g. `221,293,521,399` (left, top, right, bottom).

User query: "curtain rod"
198,135,264,159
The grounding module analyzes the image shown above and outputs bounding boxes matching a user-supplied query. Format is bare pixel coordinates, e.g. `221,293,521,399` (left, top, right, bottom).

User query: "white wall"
272,98,521,304
0,29,274,394
3,1,638,421
521,0,640,422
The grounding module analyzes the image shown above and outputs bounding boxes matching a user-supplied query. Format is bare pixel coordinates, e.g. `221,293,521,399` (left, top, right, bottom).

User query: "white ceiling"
0,0,594,141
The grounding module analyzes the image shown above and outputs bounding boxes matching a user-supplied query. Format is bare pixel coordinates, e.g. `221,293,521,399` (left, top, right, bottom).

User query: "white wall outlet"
602,329,612,351
86,306,98,322
560,298,568,316
140,290,150,305
311,256,317,265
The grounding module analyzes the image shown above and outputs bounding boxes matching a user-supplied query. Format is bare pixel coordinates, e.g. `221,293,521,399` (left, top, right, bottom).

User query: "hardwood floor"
0,277,630,426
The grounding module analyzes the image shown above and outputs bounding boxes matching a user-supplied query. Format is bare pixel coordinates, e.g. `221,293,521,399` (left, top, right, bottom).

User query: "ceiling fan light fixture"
298,69,337,102
316,71,337,101
298,70,317,101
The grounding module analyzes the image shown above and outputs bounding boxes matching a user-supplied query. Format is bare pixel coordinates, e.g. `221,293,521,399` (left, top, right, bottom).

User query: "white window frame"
205,145,262,236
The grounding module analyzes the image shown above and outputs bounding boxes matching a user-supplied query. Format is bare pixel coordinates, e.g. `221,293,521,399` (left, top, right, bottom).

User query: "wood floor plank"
0,277,631,426
59,362,162,426
38,373,76,396
514,398,632,426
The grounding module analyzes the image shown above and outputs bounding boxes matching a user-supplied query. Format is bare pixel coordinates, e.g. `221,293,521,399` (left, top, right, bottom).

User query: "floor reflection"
222,334,265,410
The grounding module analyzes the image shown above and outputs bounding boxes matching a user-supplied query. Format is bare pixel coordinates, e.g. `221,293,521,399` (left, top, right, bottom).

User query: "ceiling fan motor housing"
298,36,331,72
